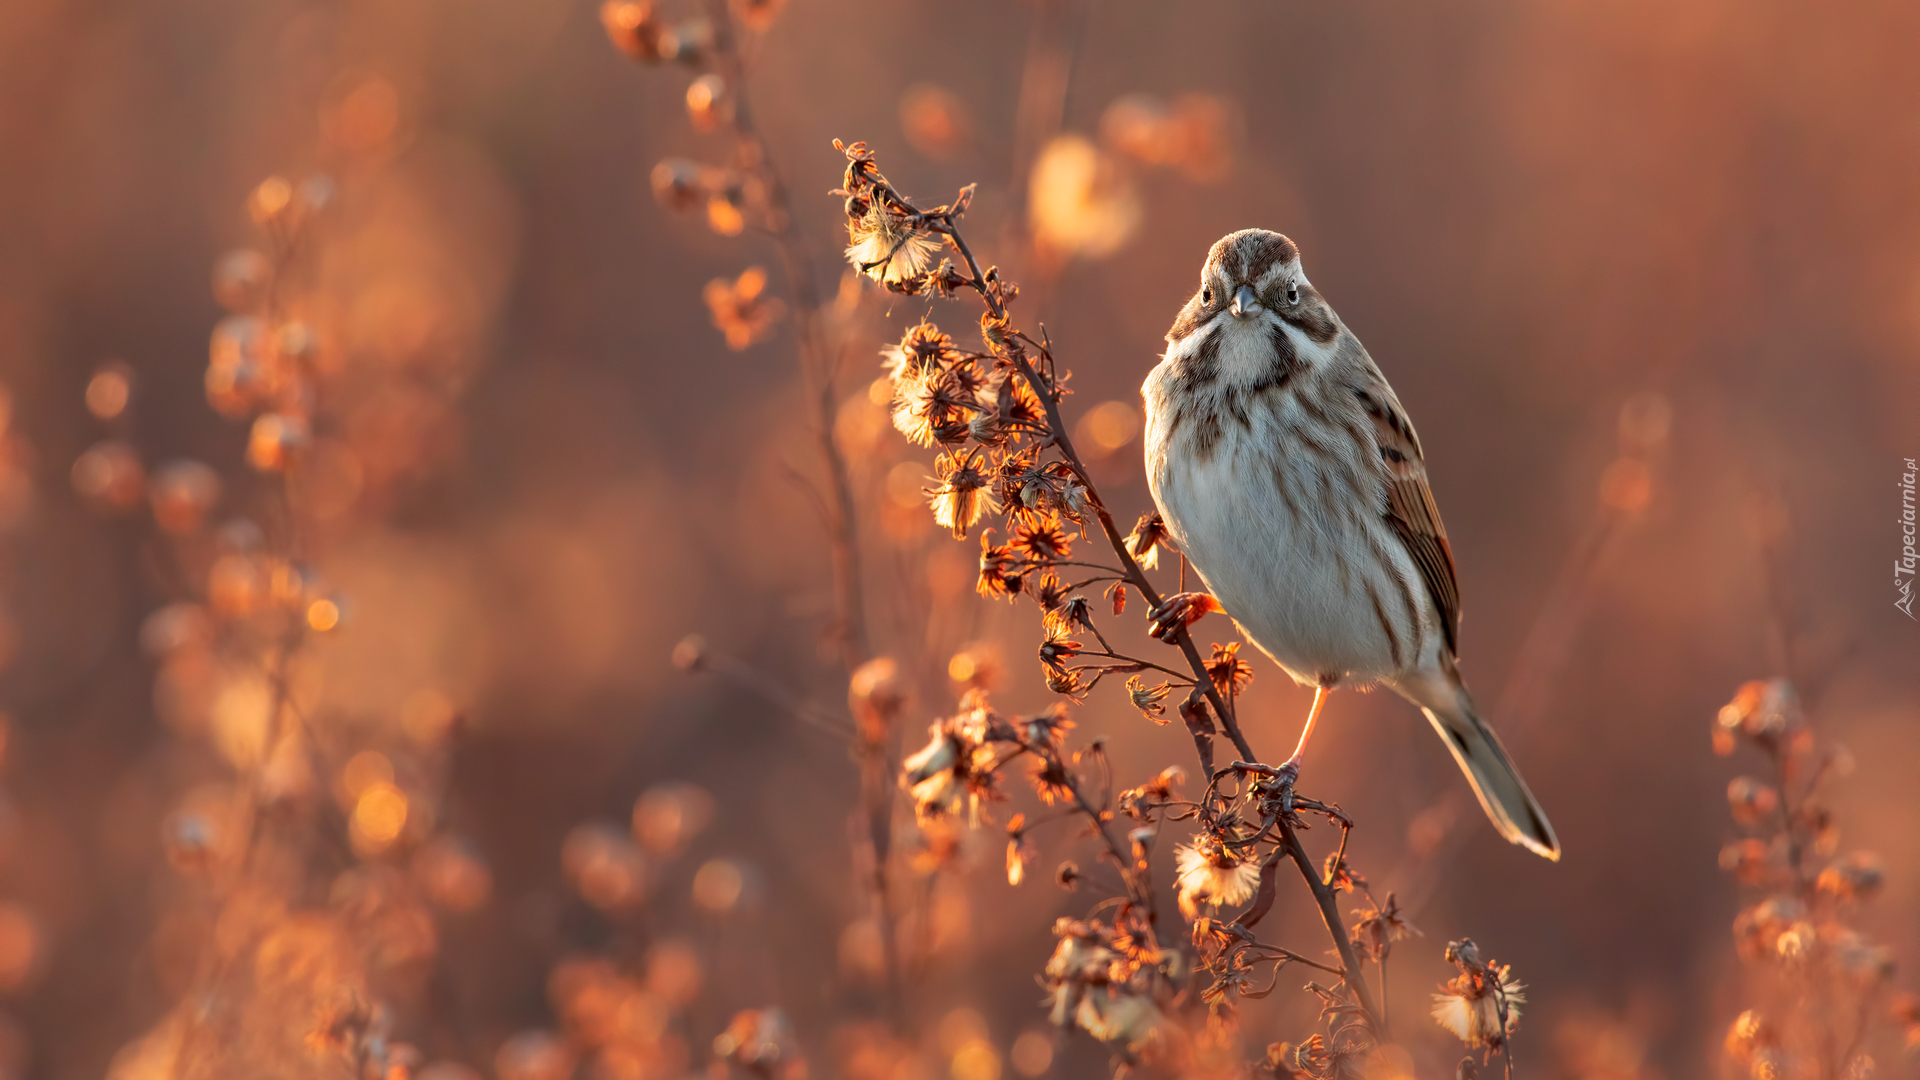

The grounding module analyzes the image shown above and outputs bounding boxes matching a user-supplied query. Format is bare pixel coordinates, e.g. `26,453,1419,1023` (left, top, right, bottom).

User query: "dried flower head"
714,1009,802,1079
1724,1009,1775,1065
977,536,1024,600
900,717,997,825
1718,837,1776,886
650,159,706,213
1349,893,1419,962
1074,986,1164,1048
1431,939,1524,1050
1012,520,1072,561
1124,676,1174,723
702,266,785,350
929,449,994,539
656,18,713,64
685,74,731,132
1206,641,1255,699
1027,134,1141,261
1815,852,1886,902
1031,573,1070,613
1726,776,1781,826
846,200,944,287
601,0,665,61
892,366,981,448
882,322,962,383
1175,835,1259,919
848,657,905,743
1023,704,1075,749
1828,928,1894,984
1037,629,1081,673
1732,896,1808,959
1118,766,1184,821
1715,679,1803,755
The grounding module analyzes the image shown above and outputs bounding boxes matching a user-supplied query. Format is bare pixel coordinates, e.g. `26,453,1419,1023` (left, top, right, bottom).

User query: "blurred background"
0,0,1916,1077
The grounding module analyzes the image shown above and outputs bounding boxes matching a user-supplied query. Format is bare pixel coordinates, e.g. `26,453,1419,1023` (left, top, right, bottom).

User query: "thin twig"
1277,813,1388,1040
696,3,913,1018
883,176,1255,762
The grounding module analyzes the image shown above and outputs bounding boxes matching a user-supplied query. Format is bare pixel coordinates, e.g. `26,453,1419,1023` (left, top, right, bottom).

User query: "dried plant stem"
1277,815,1387,1039
703,0,868,669
930,216,1254,761
865,178,1384,1032
700,649,857,739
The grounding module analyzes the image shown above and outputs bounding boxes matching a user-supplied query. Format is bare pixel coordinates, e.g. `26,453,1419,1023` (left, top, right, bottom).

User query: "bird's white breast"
1143,317,1431,687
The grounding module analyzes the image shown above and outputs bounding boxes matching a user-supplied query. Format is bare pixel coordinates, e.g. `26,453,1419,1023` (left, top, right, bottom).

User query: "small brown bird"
1142,229,1559,860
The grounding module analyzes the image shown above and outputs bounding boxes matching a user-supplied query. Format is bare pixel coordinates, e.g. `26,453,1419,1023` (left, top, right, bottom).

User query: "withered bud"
658,18,713,64
1726,776,1779,826
1718,838,1773,886
650,159,706,213
600,1,665,61
685,74,729,131
1443,938,1483,971
212,249,272,312
1716,679,1802,751
1006,837,1028,886
671,634,707,672
967,409,1002,445
1124,675,1172,722
1816,852,1885,901
981,313,1012,349
247,176,294,227
1125,512,1166,570
847,658,904,743
245,413,309,472
1043,666,1083,698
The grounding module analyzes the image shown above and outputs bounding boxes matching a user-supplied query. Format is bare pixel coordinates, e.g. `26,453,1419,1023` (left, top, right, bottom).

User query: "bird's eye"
1286,282,1300,304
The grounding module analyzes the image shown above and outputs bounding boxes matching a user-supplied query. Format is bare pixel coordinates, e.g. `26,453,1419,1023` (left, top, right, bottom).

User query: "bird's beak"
1231,284,1260,318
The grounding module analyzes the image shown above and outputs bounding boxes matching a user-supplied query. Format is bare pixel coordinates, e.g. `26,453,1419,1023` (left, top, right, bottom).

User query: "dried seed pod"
650,159,704,213
685,74,729,131
1726,776,1780,825
600,0,664,61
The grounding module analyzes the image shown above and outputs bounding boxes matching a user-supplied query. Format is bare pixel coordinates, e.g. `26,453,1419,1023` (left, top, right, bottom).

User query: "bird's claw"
1148,591,1223,642
1273,760,1299,815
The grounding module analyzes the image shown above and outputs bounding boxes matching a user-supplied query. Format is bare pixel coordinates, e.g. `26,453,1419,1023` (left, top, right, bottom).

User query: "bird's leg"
1147,592,1223,643
1273,686,1330,804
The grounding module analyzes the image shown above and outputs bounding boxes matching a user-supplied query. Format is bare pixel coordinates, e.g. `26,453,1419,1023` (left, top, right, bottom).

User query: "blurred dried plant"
602,0,906,1039
92,167,478,1078
1712,679,1915,1080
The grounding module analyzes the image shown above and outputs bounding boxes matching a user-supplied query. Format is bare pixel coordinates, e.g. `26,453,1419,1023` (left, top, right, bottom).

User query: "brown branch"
645,4,902,1020
845,160,1390,1036
866,170,1255,763
1277,812,1388,1040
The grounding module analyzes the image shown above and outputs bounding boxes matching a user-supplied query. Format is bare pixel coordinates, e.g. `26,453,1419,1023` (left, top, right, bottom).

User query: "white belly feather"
1142,320,1436,688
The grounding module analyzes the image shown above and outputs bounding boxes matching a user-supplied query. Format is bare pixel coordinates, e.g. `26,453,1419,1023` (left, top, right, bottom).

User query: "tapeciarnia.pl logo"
1899,457,1917,619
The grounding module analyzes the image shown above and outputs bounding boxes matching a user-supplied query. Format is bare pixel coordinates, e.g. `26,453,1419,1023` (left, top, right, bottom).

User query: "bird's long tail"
1395,668,1560,861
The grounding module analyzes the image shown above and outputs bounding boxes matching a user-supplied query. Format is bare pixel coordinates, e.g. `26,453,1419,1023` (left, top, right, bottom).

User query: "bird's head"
1165,228,1340,348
